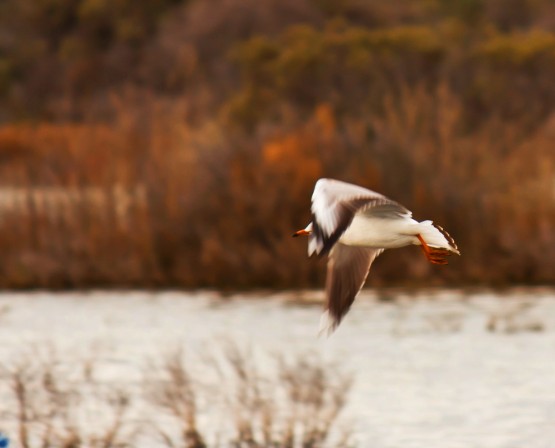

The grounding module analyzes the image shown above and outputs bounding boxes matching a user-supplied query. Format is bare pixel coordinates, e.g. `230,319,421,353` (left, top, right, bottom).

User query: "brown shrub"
0,82,553,288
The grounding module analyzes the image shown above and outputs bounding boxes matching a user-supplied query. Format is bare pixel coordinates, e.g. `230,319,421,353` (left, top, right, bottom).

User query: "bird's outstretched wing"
319,243,383,336
309,178,409,256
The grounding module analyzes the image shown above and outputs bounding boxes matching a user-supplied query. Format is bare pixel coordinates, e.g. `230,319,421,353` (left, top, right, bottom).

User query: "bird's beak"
292,229,311,237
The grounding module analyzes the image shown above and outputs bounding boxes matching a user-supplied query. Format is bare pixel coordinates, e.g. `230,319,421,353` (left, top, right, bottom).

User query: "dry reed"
145,343,353,448
0,344,353,447
0,83,553,288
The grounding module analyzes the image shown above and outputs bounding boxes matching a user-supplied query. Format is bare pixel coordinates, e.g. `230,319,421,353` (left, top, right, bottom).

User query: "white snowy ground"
0,288,554,448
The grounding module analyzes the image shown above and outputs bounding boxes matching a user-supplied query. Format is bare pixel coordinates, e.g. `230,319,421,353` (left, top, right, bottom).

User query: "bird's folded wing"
320,244,383,336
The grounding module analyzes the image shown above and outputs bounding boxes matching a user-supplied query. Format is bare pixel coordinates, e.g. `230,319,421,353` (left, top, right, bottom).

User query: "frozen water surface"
0,288,554,447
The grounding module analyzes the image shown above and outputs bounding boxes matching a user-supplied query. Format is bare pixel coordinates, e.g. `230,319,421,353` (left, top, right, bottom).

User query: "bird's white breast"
339,214,419,249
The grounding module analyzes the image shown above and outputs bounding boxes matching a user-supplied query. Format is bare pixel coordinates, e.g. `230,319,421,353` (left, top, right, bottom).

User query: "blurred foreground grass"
0,344,352,448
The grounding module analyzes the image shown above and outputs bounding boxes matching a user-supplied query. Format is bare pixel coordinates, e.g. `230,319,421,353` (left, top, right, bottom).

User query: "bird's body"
294,178,460,335
338,213,420,248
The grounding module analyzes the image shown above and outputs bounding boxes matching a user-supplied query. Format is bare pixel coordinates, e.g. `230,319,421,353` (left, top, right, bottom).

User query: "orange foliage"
263,133,322,180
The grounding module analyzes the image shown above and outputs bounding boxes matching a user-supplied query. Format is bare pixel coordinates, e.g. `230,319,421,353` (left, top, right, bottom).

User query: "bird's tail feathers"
417,220,460,255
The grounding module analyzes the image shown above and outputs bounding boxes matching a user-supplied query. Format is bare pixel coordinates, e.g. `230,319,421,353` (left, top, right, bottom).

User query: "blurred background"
0,0,554,289
2,2,555,446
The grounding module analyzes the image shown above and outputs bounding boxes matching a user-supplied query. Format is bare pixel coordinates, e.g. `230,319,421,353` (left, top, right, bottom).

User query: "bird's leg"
417,234,452,265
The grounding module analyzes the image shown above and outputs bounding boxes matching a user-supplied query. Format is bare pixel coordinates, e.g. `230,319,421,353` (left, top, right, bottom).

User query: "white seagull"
293,178,460,335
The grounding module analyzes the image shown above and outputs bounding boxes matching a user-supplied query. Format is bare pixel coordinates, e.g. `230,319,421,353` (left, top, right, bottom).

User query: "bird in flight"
293,178,460,335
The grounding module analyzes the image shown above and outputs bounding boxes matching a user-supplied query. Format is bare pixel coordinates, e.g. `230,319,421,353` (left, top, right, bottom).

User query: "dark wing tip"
318,310,339,337
322,246,381,335
435,225,460,255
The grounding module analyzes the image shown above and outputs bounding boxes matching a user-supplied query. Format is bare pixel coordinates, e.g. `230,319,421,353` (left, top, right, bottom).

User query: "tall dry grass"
1,348,132,447
0,83,553,288
0,0,554,288
146,343,353,447
0,344,353,447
